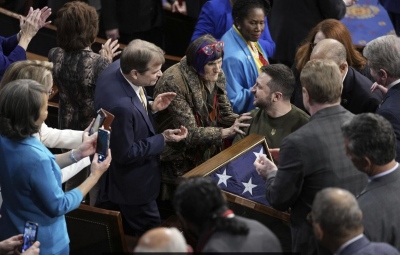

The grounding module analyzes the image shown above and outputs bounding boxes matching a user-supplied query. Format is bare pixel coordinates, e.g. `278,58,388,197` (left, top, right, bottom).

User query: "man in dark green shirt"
233,64,309,148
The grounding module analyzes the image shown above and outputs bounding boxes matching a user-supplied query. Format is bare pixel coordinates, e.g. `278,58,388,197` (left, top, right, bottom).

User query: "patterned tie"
138,87,147,113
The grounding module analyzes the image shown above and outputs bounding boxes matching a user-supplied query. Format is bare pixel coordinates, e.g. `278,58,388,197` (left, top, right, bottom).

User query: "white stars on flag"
242,177,257,195
216,168,232,187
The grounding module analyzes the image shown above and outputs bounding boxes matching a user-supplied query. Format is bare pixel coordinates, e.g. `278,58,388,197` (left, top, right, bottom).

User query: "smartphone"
89,109,107,135
22,221,39,252
96,128,110,162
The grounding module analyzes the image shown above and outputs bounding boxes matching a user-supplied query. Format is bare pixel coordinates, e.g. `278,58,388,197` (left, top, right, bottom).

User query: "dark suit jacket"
101,0,162,34
94,60,165,205
339,235,399,255
357,167,400,250
269,0,346,64
201,216,282,252
292,66,382,114
265,105,368,255
377,82,400,162
341,66,383,114
379,0,400,13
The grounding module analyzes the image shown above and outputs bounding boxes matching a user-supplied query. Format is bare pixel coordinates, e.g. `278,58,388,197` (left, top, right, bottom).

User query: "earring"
237,25,241,30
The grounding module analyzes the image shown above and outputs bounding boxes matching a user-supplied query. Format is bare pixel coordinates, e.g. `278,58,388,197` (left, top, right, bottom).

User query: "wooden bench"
65,204,137,254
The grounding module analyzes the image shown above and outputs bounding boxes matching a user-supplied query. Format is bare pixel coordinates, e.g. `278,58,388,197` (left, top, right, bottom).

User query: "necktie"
138,87,147,113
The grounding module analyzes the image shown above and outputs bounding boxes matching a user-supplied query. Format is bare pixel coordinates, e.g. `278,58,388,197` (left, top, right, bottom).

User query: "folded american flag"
209,144,270,206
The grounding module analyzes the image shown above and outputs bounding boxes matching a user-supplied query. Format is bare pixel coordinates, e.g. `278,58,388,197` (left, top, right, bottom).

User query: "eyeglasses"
198,41,224,55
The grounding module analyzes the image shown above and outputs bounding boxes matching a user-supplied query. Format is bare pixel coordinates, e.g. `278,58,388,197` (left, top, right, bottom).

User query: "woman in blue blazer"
0,79,111,255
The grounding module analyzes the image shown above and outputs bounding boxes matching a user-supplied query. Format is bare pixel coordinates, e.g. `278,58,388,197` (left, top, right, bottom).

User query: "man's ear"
379,69,388,79
339,62,348,77
274,92,283,101
313,222,324,241
360,156,372,172
302,87,310,103
130,69,139,80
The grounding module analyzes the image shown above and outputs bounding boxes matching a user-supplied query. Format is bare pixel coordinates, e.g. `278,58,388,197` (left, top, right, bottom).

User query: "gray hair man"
363,35,400,162
342,113,400,250
310,188,399,255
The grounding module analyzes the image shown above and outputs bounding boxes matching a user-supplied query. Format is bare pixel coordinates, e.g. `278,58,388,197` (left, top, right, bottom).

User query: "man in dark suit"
100,0,163,47
268,0,356,67
254,59,367,255
94,39,187,236
342,113,400,250
310,38,383,114
379,0,400,36
173,176,282,253
310,188,399,255
363,35,400,162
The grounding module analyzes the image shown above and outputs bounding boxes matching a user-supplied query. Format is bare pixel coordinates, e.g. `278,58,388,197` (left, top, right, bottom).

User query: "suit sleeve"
265,136,304,211
30,158,82,217
109,104,165,165
0,35,26,76
318,0,347,19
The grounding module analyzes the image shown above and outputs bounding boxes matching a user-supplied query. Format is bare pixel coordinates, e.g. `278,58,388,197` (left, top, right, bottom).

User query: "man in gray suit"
254,59,367,255
342,113,400,250
310,188,399,255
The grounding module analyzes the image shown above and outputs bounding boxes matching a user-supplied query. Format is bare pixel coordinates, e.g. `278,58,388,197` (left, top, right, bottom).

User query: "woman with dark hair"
173,176,282,252
0,79,111,255
154,34,250,183
292,19,372,112
221,0,270,114
48,1,119,193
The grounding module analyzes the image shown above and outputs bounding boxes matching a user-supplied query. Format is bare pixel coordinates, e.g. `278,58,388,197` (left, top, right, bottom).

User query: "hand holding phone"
22,221,38,252
96,128,110,162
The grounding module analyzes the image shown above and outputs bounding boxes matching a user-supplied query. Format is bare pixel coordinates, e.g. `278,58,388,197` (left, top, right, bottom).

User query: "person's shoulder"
48,47,64,60
290,105,310,120
357,241,400,255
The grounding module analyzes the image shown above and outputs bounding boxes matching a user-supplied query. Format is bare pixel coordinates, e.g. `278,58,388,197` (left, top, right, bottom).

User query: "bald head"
134,227,187,252
311,39,347,66
312,188,363,238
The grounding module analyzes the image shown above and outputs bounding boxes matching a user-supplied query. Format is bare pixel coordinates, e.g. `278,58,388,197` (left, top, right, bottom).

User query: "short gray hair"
312,188,362,238
341,113,396,165
134,227,187,252
363,35,400,78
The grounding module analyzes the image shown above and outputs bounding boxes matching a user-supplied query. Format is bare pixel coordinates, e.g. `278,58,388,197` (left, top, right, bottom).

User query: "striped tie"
139,87,147,113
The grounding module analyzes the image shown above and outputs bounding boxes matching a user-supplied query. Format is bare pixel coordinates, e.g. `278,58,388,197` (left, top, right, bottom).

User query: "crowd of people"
0,0,400,254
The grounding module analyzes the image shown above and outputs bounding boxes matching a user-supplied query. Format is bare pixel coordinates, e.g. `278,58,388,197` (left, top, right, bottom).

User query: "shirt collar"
369,162,399,181
387,78,400,90
334,234,363,255
120,68,140,95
